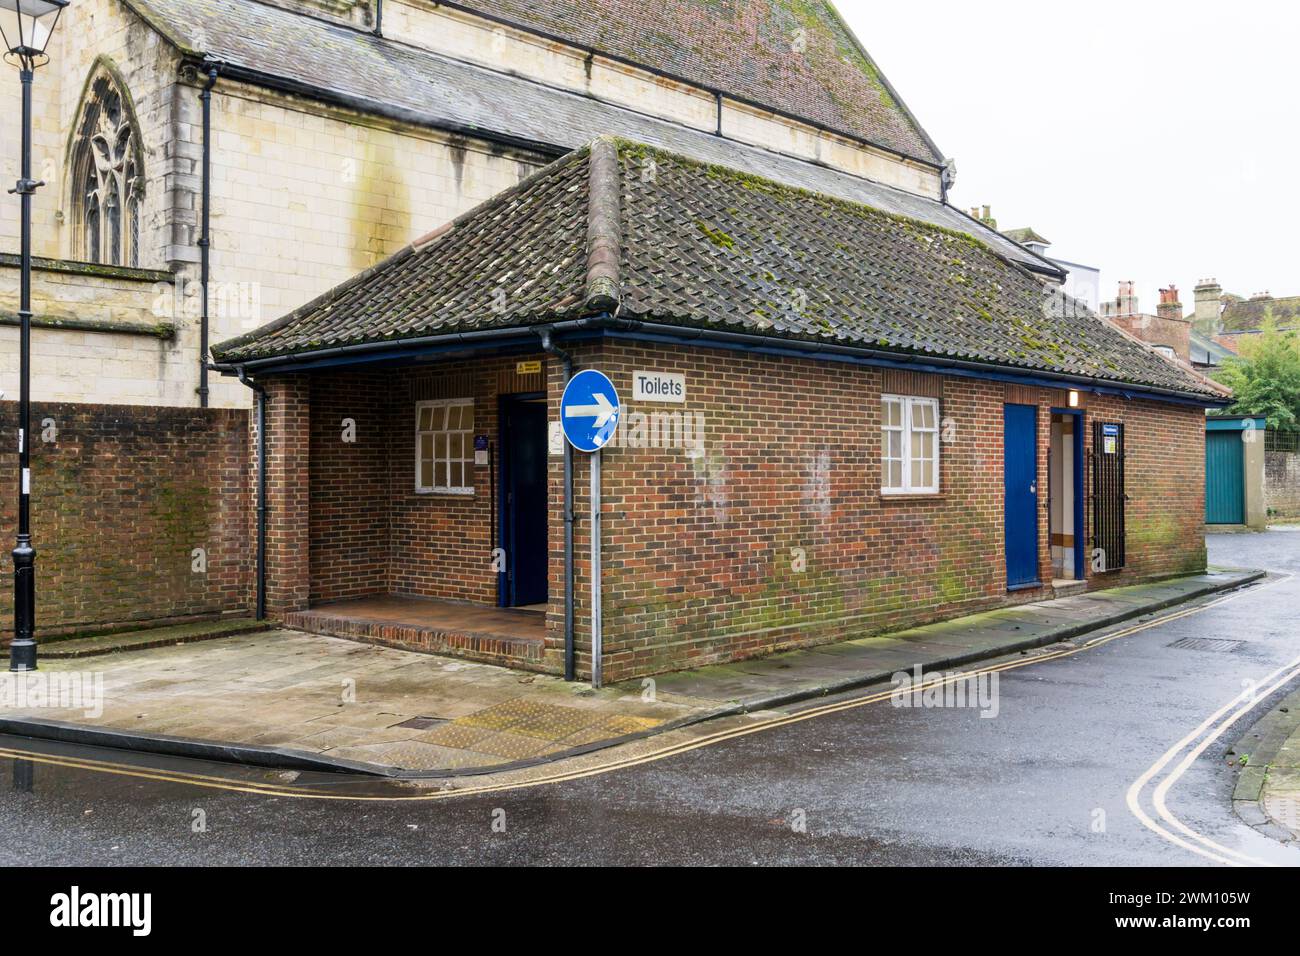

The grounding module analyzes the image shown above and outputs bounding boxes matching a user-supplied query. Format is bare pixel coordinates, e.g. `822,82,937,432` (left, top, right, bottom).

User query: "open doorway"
1048,410,1085,582
499,393,549,608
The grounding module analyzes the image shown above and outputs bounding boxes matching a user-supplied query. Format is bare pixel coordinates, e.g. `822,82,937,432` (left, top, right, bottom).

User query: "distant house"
1184,280,1298,358
999,221,1101,311
1190,330,1234,370
1099,282,1193,366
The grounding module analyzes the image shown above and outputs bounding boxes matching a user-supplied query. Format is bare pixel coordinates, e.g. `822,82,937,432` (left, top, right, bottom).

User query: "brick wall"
309,371,390,603
0,401,252,640
264,375,311,614
588,342,1208,680
262,340,1209,682
300,355,560,662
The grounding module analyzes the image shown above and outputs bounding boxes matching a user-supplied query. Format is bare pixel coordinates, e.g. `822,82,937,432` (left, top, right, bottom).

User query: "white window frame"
881,394,940,495
415,398,475,495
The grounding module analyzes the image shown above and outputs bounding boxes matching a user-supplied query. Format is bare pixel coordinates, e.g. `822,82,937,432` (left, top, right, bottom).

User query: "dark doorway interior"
500,394,549,608
1049,410,1085,581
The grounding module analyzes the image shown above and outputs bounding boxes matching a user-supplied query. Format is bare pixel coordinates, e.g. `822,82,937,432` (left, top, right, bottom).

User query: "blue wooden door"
1004,404,1040,589
502,397,549,606
1205,431,1244,525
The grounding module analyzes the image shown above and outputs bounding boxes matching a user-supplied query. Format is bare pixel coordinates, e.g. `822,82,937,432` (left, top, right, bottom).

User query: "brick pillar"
263,374,310,615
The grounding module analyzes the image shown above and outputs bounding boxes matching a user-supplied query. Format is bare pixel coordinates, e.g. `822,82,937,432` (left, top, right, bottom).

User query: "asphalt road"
2,531,1299,866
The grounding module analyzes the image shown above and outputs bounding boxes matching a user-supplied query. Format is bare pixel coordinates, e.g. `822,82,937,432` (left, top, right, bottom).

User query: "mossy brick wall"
588,342,1208,681
0,401,252,640
1083,392,1207,583
263,342,1208,682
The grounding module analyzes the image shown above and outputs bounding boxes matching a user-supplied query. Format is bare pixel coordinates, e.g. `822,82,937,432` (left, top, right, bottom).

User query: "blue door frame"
1051,407,1086,579
498,392,549,607
1004,403,1040,590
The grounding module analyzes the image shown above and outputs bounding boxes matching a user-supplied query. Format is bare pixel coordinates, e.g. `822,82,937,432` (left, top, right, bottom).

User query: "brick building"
1099,281,1195,366
211,139,1232,682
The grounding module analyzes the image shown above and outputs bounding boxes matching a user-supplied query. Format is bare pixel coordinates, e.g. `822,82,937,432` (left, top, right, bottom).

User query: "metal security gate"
1090,421,1126,572
1205,430,1245,524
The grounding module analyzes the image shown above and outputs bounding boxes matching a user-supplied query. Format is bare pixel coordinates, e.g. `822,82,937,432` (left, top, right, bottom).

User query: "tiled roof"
123,0,1056,275
1002,226,1051,246
1221,295,1300,331
212,138,1226,403
450,0,941,163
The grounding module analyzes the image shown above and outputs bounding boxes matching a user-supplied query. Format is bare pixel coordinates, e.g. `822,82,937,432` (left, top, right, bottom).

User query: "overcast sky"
838,0,1297,312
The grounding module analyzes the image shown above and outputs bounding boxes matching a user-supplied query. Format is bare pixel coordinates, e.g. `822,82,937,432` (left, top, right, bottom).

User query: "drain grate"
1168,637,1246,653
394,716,448,730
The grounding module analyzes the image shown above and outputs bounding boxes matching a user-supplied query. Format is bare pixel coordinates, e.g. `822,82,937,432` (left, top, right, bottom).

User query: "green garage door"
1205,431,1244,524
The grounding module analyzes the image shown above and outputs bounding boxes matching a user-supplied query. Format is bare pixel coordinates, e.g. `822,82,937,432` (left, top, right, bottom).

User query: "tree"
1212,323,1300,430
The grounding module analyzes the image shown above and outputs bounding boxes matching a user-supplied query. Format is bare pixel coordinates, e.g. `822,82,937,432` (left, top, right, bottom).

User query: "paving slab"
1233,686,1300,843
0,567,1262,777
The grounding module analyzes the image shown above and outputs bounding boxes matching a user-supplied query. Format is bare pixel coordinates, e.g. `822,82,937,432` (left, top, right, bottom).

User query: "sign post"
560,370,620,687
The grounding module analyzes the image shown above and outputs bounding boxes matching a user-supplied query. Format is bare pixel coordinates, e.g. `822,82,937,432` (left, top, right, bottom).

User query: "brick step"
284,609,545,670
42,618,271,659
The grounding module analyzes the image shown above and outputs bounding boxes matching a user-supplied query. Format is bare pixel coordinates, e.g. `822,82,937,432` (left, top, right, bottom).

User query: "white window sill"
415,487,475,496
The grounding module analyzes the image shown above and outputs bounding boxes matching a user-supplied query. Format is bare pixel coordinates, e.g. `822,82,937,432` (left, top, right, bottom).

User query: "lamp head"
0,0,68,69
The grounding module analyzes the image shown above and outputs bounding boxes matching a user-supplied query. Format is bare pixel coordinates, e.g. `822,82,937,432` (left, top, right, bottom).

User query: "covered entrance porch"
251,350,571,675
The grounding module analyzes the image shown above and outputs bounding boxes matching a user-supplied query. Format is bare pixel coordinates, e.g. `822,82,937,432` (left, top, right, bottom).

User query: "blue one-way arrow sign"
561,369,620,452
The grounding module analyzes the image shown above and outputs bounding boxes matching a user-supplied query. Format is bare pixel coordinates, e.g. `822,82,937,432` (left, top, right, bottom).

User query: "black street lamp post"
1,0,66,672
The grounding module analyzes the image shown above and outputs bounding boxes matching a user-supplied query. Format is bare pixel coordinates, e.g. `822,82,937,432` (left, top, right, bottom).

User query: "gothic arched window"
69,69,144,267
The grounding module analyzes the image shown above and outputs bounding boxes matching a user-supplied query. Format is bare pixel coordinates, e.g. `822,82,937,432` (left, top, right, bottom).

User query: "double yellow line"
0,576,1286,821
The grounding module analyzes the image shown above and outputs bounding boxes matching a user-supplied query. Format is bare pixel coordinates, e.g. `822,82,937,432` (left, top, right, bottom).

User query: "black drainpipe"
236,367,268,620
536,327,575,681
373,0,383,36
198,63,219,407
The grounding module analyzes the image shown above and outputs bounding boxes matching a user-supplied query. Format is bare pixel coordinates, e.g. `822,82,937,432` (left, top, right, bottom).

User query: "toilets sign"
632,370,686,403
561,369,621,452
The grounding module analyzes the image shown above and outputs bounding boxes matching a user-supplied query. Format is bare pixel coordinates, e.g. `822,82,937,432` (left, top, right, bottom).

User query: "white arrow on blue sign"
560,369,620,452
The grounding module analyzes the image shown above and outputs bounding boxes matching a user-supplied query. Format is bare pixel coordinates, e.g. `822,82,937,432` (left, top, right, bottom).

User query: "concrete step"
1052,579,1089,598
42,618,270,659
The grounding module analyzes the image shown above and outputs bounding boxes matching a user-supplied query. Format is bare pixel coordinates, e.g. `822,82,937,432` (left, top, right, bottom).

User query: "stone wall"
1266,448,1300,518
1,0,943,410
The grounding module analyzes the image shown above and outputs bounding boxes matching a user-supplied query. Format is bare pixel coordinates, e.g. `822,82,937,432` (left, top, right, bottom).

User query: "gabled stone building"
2,0,1235,678
2,0,1058,406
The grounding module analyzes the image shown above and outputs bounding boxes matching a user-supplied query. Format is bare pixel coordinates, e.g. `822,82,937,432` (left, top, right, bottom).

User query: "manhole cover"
394,716,448,730
1167,637,1246,653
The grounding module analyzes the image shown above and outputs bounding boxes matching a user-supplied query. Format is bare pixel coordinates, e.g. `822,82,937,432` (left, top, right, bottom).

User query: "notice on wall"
548,420,565,456
632,370,686,403
1103,422,1119,455
517,360,542,376
474,434,489,466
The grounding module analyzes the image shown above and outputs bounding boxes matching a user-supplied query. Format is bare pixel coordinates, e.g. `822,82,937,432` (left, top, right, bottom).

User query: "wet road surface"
2,531,1298,866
